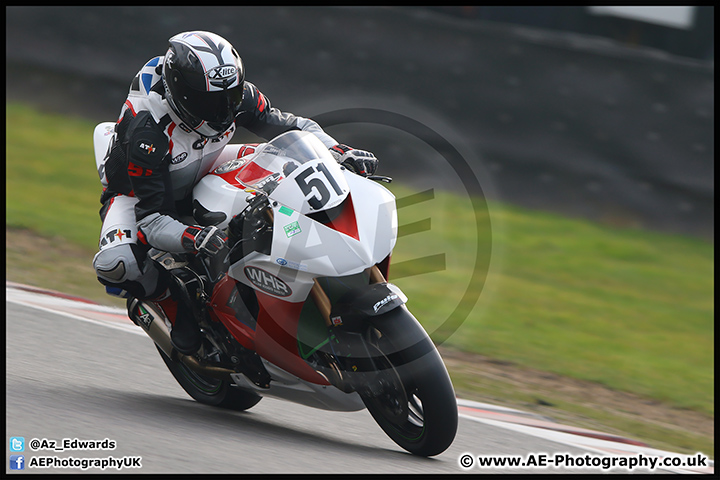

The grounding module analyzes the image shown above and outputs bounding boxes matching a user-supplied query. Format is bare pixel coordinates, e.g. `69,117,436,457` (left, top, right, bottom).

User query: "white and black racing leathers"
92,55,338,299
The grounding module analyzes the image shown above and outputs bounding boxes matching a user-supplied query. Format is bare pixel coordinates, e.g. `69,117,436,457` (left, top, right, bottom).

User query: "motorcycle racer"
92,31,378,354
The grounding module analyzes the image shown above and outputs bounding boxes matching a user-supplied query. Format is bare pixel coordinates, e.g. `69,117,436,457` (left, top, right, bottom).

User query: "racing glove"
329,144,378,177
181,225,228,256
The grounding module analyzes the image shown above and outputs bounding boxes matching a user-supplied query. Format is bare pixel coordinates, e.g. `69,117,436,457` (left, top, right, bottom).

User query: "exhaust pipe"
175,355,235,381
131,300,236,380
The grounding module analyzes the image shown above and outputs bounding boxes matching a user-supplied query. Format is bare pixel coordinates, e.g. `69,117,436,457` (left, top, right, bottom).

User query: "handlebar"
368,175,392,183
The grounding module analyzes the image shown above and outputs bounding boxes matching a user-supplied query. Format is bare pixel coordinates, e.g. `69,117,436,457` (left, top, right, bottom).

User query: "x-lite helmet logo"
207,64,237,80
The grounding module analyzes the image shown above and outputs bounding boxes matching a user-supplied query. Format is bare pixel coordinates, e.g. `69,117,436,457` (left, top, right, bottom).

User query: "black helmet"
163,31,245,138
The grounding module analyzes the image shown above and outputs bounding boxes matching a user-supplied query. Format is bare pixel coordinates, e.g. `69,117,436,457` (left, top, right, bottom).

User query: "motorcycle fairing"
208,274,258,350
228,174,396,303
193,130,401,383
253,290,331,385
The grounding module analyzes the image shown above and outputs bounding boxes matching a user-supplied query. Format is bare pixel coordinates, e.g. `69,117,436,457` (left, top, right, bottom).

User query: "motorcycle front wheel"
156,346,262,411
360,306,458,457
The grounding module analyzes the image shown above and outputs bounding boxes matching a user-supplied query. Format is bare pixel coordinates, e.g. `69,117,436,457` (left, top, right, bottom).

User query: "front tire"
156,346,261,411
360,306,458,456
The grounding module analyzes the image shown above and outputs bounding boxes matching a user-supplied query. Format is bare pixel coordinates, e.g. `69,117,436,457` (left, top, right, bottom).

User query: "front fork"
310,265,391,395
311,264,387,327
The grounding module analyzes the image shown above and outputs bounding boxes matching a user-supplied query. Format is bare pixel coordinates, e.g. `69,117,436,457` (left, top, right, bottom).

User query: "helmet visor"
173,82,244,134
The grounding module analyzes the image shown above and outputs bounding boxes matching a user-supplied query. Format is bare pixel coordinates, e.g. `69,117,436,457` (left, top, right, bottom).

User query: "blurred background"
6,6,714,238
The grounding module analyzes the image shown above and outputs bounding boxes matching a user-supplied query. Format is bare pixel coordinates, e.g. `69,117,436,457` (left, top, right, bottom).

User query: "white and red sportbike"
94,128,457,456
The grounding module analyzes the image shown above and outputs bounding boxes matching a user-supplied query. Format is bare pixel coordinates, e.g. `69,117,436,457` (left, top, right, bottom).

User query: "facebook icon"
10,455,25,470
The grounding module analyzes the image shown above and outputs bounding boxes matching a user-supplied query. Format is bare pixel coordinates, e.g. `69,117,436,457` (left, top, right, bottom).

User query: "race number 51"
294,164,343,210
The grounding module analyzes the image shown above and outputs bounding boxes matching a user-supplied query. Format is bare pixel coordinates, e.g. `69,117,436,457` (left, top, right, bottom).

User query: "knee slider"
93,244,141,284
94,244,170,300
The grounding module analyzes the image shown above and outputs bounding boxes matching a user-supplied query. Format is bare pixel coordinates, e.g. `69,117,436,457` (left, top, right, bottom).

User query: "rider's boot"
149,278,202,355
169,277,203,356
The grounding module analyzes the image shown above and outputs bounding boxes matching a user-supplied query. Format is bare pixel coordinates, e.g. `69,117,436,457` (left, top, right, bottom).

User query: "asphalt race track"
7,283,711,474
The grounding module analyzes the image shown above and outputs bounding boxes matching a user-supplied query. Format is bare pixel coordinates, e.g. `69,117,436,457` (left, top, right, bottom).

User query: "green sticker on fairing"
284,221,302,237
279,206,294,216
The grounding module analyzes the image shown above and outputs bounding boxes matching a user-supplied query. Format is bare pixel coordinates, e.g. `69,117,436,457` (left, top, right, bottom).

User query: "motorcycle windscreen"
234,131,349,215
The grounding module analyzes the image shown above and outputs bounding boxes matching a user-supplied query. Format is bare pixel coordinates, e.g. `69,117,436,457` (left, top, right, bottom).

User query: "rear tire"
156,346,261,411
360,306,458,456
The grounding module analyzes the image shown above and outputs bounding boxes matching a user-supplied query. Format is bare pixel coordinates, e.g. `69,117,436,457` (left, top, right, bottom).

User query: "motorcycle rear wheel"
156,346,262,411
361,306,458,457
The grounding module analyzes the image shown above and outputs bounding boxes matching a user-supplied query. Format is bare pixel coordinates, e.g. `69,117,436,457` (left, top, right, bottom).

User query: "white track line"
6,285,143,336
